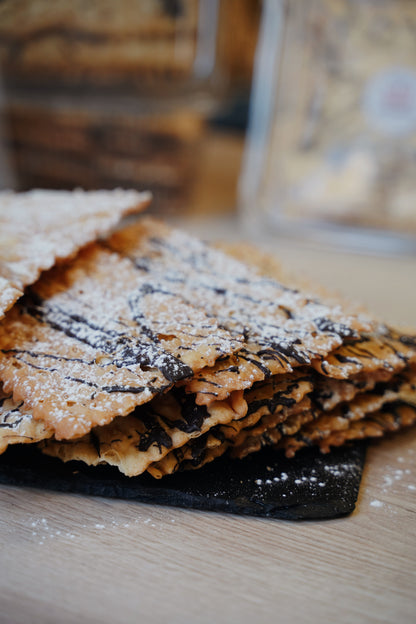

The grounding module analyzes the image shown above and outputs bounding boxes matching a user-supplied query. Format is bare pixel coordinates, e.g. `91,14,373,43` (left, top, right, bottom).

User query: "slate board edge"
0,443,367,521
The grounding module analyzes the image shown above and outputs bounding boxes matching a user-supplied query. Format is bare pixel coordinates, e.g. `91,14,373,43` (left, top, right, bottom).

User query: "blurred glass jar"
240,0,416,252
0,0,261,214
0,0,221,93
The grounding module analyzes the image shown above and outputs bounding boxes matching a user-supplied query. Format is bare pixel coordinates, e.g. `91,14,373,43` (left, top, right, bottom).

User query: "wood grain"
1,223,416,624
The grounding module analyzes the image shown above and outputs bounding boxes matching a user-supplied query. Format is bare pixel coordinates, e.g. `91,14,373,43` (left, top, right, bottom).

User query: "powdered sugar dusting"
381,448,416,495
0,189,150,318
25,509,180,546
0,215,370,441
370,499,384,507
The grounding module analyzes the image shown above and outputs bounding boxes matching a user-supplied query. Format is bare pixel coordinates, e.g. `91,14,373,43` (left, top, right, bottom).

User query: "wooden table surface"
1,217,416,624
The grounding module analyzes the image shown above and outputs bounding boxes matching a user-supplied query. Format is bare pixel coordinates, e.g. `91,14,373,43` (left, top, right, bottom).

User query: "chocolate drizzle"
136,410,173,453
0,407,23,429
164,388,209,434
399,335,416,347
314,318,358,339
2,216,416,466
246,379,307,417
21,289,194,383
89,430,102,457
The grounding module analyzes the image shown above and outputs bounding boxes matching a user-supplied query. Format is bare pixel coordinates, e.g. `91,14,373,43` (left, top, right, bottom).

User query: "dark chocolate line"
5,355,157,396
314,318,358,339
1,348,94,366
237,352,274,377
22,291,194,383
135,411,173,453
0,416,23,429
190,378,222,388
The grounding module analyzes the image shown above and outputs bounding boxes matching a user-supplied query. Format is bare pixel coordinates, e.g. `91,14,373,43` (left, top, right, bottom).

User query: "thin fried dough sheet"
109,219,372,405
228,370,416,460
312,329,416,379
0,244,241,440
312,368,395,411
185,329,416,405
279,371,416,457
0,188,151,318
3,220,416,481
36,364,416,478
251,368,416,452
309,403,416,451
222,241,416,382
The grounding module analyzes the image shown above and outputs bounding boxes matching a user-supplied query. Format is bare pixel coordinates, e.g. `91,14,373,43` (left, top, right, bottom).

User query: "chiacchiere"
0,206,416,478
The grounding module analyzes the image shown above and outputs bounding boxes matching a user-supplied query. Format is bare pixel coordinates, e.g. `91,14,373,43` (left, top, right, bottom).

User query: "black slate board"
0,443,366,520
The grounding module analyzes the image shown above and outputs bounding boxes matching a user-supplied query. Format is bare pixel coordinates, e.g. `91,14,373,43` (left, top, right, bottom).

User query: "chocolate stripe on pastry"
221,240,416,385
3,217,416,482
177,399,416,475
276,402,416,457
37,366,416,478
312,329,416,379
279,372,416,457
146,388,313,478
311,368,395,411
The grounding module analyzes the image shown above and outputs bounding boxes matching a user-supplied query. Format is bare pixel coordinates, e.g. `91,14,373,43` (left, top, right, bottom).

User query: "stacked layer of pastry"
1,191,415,478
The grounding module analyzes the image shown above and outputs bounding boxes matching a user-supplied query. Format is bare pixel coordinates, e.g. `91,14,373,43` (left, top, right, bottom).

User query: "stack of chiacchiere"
1,189,416,479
